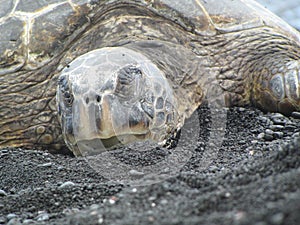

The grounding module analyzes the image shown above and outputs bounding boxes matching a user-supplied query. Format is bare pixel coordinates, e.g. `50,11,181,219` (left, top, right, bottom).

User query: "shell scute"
0,0,93,72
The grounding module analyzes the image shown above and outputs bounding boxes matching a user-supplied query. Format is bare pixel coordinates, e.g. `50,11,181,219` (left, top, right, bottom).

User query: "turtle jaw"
62,120,151,157
60,90,177,156
62,94,152,156
73,134,149,156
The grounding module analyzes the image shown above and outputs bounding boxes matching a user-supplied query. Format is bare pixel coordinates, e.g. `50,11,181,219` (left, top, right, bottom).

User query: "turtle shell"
150,0,300,41
1,0,299,74
0,0,94,74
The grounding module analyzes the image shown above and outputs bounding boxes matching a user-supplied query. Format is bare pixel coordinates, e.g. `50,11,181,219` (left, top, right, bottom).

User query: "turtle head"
57,47,179,156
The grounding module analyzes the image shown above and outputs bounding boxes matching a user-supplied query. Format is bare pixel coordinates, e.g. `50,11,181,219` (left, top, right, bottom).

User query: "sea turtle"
1,0,300,156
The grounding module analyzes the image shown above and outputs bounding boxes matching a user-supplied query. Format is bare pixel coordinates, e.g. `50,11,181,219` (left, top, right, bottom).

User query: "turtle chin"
61,92,177,156
61,111,151,156
73,134,149,156
61,93,153,156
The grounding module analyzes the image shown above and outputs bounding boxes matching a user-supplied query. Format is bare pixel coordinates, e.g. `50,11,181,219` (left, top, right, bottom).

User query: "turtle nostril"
63,91,73,105
85,97,89,104
96,95,101,103
64,92,70,98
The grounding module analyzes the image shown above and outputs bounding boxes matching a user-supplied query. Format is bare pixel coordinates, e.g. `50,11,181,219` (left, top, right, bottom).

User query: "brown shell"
0,0,299,75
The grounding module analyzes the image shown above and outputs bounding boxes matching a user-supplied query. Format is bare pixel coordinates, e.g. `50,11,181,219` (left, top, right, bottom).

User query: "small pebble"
273,132,283,139
238,107,246,112
270,213,284,224
0,149,8,153
6,214,17,220
259,116,270,124
90,204,99,210
18,189,30,195
54,202,60,206
272,117,288,125
62,208,80,215
225,192,231,197
90,210,98,216
0,217,5,224
234,211,246,221
285,124,296,131
265,129,274,135
269,125,284,131
271,113,285,118
98,215,104,224
0,153,8,157
209,165,219,172
160,199,168,205
0,190,7,196
129,170,145,178
148,196,156,201
291,111,300,119
9,187,16,194
59,181,76,189
39,162,52,167
264,134,274,141
148,216,155,222
86,184,93,190
238,140,246,144
109,196,117,204
7,218,21,225
35,211,49,221
249,150,255,156
23,219,34,224
257,133,265,139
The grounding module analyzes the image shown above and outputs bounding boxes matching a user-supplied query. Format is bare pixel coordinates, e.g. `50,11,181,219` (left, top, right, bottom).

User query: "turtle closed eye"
58,75,68,91
58,75,73,106
117,65,142,85
63,90,74,106
115,65,143,99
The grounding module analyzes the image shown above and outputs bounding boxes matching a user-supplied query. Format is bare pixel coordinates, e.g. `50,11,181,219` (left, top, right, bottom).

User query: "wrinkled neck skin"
0,57,68,152
125,29,300,115
1,2,300,152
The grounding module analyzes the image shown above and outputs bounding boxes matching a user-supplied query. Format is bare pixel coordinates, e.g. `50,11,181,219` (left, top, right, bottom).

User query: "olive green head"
57,47,179,156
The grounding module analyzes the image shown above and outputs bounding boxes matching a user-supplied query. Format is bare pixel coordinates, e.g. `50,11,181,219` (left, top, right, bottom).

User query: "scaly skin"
0,0,93,152
0,0,300,153
0,57,64,151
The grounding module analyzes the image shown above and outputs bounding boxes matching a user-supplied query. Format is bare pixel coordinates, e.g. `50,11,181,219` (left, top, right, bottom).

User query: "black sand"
1,106,299,225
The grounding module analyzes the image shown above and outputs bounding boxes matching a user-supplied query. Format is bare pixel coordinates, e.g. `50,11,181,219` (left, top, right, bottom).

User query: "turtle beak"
70,95,108,153
72,94,120,141
69,94,150,156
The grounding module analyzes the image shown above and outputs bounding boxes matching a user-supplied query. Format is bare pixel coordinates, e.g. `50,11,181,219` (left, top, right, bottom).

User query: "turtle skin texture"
0,0,300,154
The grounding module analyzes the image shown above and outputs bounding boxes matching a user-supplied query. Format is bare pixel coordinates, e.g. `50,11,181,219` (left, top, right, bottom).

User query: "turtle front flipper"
251,60,300,115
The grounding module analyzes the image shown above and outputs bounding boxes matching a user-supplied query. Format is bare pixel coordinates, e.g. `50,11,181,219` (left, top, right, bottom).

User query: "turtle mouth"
69,134,148,156
59,93,152,156
63,91,153,156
